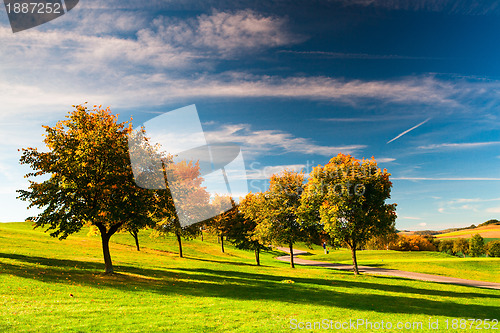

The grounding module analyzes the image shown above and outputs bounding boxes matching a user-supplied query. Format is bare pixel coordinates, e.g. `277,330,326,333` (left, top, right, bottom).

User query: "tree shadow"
0,252,499,319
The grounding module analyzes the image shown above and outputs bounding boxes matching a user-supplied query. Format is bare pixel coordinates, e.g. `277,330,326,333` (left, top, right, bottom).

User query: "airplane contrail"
387,117,431,144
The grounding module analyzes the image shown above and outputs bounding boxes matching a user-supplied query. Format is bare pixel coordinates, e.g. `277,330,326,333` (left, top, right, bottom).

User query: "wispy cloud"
333,0,500,15
393,177,500,180
486,207,500,213
246,164,307,180
418,141,500,150
377,158,396,163
204,123,366,157
438,197,500,215
278,50,441,60
399,216,422,220
387,117,431,144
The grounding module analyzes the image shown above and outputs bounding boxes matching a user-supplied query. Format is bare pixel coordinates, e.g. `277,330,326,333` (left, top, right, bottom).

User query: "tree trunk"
96,222,121,274
220,234,225,253
175,229,183,258
200,228,203,241
351,246,359,275
134,233,140,251
255,247,260,266
129,230,140,251
289,242,295,268
101,233,114,274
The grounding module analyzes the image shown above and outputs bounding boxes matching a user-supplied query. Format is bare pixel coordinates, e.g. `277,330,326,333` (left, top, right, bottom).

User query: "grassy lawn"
0,222,499,332
302,248,500,283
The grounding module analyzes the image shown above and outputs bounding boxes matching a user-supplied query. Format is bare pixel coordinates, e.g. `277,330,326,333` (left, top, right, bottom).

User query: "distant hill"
436,225,500,239
398,219,500,238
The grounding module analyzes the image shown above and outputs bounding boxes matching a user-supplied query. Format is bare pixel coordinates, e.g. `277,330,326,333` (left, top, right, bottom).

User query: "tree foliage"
240,170,313,268
486,240,500,257
452,238,469,258
150,160,209,258
206,195,238,253
388,234,436,251
18,104,154,273
438,239,455,255
469,233,485,257
299,153,397,275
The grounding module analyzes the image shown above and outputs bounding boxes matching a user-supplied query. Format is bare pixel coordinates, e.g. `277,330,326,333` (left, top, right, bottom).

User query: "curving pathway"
275,247,500,290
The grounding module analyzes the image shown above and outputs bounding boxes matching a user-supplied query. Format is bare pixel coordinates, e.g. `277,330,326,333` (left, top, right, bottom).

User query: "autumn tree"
438,239,455,255
469,233,485,257
235,193,271,265
242,170,314,268
299,153,397,275
150,160,210,258
207,195,239,253
453,238,469,258
18,104,154,273
486,240,500,257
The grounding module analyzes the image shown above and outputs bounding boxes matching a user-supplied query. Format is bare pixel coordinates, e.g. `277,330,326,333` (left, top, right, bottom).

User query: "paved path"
275,247,500,290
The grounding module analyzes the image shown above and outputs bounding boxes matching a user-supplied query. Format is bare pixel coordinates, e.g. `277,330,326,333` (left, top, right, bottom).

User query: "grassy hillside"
303,249,500,283
436,225,500,239
0,222,499,332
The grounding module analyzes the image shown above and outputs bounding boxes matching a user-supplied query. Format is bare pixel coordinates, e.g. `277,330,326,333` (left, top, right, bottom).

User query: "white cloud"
418,141,500,150
486,207,500,213
204,123,366,157
419,222,427,226
393,177,500,180
246,164,307,180
399,216,422,220
377,157,396,163
146,10,304,57
333,0,500,15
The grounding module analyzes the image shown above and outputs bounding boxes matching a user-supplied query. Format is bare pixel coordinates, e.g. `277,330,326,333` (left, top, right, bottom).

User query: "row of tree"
437,235,500,257
18,105,397,275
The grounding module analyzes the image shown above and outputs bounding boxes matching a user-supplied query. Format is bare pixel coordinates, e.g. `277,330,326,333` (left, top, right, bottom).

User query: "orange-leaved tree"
150,160,210,258
18,104,155,274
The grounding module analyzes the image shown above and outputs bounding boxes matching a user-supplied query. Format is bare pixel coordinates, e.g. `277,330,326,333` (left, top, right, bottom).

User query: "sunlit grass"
305,248,500,283
0,222,499,332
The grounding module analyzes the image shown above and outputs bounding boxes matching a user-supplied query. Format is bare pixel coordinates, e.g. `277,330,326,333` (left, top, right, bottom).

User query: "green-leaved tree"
469,233,485,257
299,153,397,275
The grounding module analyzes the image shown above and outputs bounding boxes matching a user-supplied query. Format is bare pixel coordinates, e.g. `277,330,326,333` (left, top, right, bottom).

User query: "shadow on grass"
0,252,499,319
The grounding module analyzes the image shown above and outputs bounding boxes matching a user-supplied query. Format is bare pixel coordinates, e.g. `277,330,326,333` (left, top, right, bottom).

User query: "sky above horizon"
1,0,500,230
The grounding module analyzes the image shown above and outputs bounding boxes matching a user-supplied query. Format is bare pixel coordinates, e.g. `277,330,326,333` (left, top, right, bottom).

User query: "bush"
388,235,437,251
486,240,500,257
469,234,485,257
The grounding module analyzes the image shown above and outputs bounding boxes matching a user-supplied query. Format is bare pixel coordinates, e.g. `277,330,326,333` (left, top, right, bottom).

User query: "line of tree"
18,105,397,275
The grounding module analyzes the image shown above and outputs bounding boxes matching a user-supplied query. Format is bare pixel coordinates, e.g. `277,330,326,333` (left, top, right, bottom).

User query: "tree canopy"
299,153,397,274
18,104,154,273
240,170,314,268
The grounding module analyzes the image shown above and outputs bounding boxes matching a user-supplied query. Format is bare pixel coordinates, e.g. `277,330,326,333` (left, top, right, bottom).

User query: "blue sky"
1,0,500,230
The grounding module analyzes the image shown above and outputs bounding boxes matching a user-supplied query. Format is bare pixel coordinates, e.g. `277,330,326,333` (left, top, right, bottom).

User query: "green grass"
303,248,500,283
1,222,499,332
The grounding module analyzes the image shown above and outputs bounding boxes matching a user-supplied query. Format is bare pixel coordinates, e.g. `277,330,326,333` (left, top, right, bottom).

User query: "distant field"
436,225,500,239
301,248,500,283
1,222,499,332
